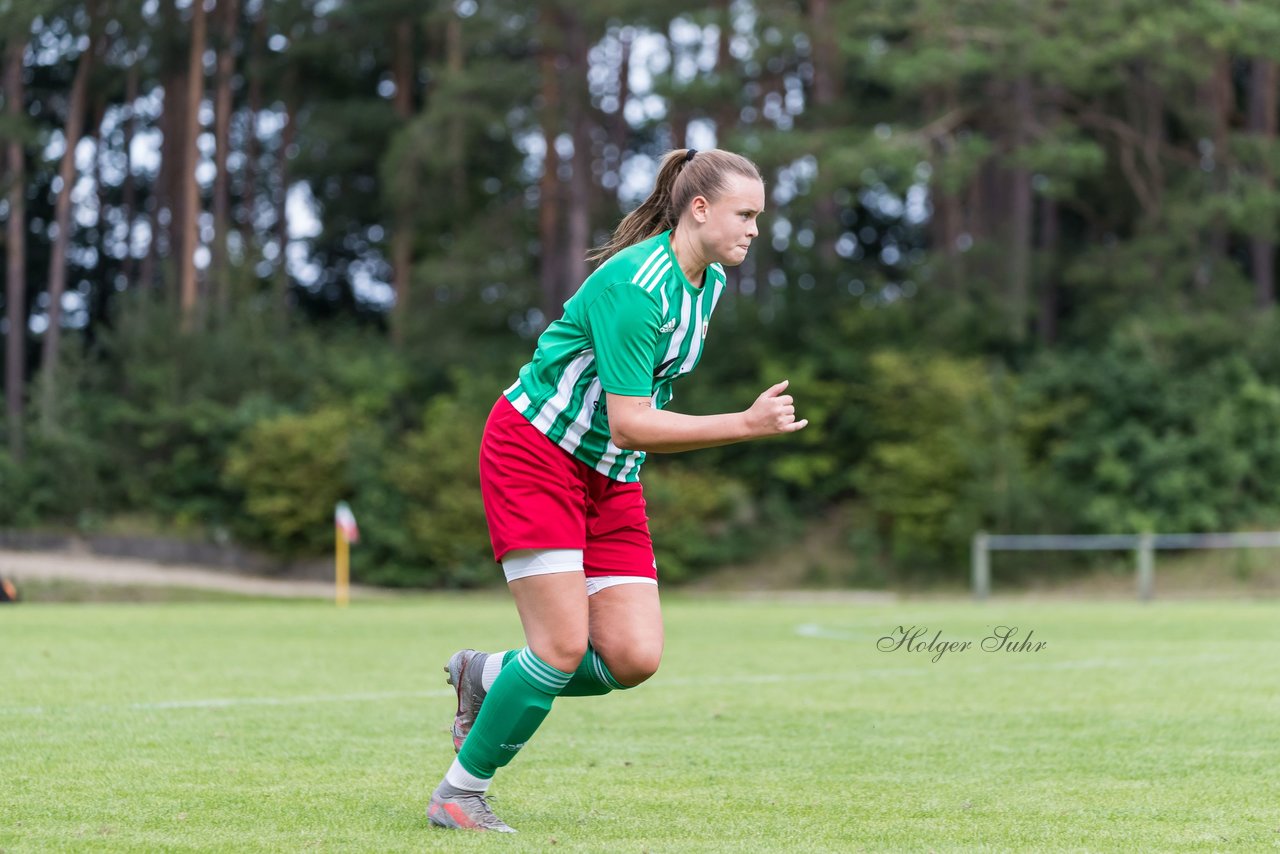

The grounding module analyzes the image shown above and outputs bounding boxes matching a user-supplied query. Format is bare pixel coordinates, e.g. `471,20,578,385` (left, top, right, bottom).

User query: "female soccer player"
427,147,807,833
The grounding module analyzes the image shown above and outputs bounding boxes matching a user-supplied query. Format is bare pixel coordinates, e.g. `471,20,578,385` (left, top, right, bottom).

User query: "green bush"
1020,319,1280,535
0,448,23,525
642,463,756,583
223,407,360,555
0,429,107,527
355,393,494,588
97,397,253,532
851,350,1039,568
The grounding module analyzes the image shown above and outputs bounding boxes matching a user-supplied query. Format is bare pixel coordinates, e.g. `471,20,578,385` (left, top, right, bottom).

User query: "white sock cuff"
445,757,492,793
481,652,507,691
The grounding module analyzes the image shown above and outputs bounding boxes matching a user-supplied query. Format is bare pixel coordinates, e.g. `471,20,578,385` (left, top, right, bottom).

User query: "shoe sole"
427,802,471,830
428,800,517,833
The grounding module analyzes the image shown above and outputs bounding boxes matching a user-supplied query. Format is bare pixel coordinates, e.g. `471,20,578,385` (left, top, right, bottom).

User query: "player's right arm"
584,283,807,453
606,380,806,453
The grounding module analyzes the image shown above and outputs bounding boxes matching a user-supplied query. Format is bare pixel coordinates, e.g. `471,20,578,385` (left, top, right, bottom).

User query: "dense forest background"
3,0,1280,587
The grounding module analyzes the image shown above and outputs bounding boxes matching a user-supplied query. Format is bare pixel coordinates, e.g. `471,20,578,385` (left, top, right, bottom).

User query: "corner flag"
334,501,358,607
335,501,359,544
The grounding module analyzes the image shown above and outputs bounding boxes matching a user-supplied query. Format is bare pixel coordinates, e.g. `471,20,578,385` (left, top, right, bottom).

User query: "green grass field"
2,594,1278,852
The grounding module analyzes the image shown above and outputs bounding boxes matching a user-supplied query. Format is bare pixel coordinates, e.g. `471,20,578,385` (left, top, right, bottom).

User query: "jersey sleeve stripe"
638,258,672,293
631,246,666,284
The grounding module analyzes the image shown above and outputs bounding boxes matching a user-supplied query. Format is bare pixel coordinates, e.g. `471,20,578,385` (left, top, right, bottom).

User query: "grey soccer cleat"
445,649,489,753
427,785,516,833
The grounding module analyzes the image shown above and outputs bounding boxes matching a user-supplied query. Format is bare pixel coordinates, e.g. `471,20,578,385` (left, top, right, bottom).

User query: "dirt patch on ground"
0,549,382,600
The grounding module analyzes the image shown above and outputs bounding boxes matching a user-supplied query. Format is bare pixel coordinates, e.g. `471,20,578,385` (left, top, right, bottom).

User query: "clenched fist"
743,379,808,437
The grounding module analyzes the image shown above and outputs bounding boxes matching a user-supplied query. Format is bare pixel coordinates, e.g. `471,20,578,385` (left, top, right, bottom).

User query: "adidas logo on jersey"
658,318,678,334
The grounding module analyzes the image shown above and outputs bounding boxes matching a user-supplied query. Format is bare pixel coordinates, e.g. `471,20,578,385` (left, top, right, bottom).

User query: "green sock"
491,645,627,696
457,647,571,779
559,644,628,696
491,644,626,696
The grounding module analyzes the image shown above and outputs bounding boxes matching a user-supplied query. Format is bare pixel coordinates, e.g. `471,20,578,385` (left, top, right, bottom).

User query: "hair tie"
684,149,697,163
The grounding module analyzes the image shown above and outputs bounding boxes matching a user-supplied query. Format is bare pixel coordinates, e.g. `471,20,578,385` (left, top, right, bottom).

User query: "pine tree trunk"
4,41,27,459
538,2,564,323
925,86,964,293
808,0,841,276
930,182,964,292
40,26,95,417
240,6,265,259
154,1,188,292
1008,75,1034,342
178,0,208,330
274,96,295,309
713,0,736,136
120,63,139,289
388,229,410,343
1036,195,1059,346
1140,71,1165,216
607,27,631,184
446,12,465,203
211,0,240,318
707,3,741,294
669,111,689,150
89,96,110,342
964,154,1003,304
564,10,591,291
1248,58,1277,307
140,67,179,292
665,17,689,148
389,15,414,345
809,0,839,106
1197,56,1232,293
138,75,170,292
965,167,985,244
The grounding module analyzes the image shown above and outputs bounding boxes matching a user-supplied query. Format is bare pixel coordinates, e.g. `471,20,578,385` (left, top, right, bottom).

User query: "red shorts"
479,396,657,580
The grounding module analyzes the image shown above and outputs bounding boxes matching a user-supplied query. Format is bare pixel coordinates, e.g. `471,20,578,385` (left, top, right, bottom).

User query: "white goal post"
970,531,1280,601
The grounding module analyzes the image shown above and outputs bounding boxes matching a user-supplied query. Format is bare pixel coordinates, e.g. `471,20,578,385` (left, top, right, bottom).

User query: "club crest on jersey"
658,318,677,334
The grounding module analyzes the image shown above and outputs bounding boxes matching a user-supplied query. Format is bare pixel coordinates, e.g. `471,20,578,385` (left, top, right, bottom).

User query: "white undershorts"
502,548,658,596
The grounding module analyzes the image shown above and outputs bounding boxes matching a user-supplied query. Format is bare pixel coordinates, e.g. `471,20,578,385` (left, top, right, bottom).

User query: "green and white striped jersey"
504,230,727,482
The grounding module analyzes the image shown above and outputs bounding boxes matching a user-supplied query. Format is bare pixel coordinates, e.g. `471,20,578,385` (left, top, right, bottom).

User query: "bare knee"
585,582,664,687
603,645,663,688
528,636,589,675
